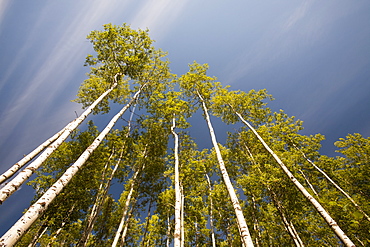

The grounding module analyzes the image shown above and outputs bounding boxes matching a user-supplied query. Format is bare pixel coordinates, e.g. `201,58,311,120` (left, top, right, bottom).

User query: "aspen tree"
0,23,156,204
179,62,254,247
205,174,216,247
171,118,182,247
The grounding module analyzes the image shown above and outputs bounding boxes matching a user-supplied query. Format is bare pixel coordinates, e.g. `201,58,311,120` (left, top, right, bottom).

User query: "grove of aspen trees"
0,24,369,247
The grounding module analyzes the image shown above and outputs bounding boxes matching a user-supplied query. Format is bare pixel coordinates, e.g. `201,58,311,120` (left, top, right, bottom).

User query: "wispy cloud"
225,1,318,84
0,1,132,155
0,0,10,30
131,0,189,39
283,0,311,31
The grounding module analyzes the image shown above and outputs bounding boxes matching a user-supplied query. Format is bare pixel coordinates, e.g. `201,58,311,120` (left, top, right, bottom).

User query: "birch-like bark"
250,196,261,247
205,174,216,247
0,128,65,185
112,164,143,247
166,214,171,247
197,91,254,247
269,188,304,247
245,143,303,247
171,117,182,247
0,84,143,247
120,204,135,246
299,169,318,196
233,110,355,247
0,80,119,204
180,184,185,247
291,142,370,222
78,149,121,247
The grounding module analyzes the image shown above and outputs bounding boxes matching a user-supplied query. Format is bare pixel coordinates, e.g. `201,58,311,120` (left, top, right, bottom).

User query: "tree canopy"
1,23,368,247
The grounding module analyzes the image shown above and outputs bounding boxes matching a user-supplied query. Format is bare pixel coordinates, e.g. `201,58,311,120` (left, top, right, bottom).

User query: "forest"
0,23,369,247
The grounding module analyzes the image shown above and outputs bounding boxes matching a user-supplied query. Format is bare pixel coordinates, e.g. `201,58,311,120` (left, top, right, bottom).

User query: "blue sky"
0,0,369,235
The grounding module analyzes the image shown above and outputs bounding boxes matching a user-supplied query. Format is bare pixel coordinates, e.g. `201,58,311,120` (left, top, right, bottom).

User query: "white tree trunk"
78,150,121,247
197,92,254,247
205,174,216,247
166,214,171,247
298,169,318,196
291,142,370,222
120,205,134,246
0,128,65,185
171,117,182,247
112,165,142,247
0,85,143,247
269,188,304,247
180,184,185,247
0,81,118,204
233,110,355,247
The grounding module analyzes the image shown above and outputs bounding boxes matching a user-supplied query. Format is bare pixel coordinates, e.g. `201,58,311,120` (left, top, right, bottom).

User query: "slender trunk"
171,117,182,247
250,196,261,247
112,163,143,247
141,199,153,247
291,141,370,222
0,128,65,185
205,174,216,247
233,110,355,247
47,204,75,247
0,79,119,204
269,188,304,247
354,236,365,247
0,84,144,247
166,214,171,247
290,221,304,247
245,142,304,247
242,144,264,247
46,225,64,247
78,149,121,247
299,169,318,196
197,91,254,247
180,184,185,247
27,221,48,247
120,204,134,246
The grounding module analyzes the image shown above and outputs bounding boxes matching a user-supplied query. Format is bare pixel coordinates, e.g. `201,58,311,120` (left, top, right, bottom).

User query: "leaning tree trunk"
0,84,144,247
205,174,216,247
120,204,135,246
197,91,254,247
232,109,355,247
171,117,182,247
290,141,370,222
111,162,144,247
0,77,120,204
78,149,122,247
27,219,49,247
269,187,304,247
0,128,65,185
